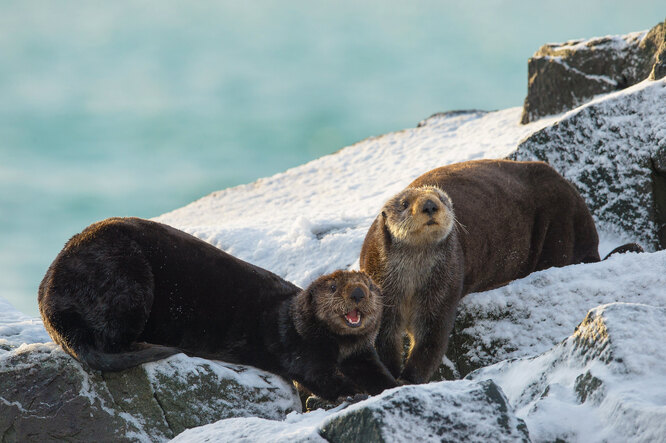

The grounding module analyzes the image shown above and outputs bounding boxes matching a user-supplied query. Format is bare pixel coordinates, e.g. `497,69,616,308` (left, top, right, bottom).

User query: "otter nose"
350,287,365,303
422,199,438,215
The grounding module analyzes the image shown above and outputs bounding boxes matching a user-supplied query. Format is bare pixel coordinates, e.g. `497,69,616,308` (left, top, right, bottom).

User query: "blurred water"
0,1,662,316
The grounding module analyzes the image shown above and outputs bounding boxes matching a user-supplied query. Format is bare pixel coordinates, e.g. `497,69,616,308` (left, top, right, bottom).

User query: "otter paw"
346,393,370,404
305,395,337,411
333,393,370,407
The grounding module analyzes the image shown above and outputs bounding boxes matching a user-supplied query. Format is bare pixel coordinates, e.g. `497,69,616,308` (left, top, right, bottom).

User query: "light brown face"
382,185,455,246
308,271,382,336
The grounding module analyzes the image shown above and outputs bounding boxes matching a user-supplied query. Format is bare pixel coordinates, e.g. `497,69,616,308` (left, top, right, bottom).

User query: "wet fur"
39,217,396,401
360,159,603,384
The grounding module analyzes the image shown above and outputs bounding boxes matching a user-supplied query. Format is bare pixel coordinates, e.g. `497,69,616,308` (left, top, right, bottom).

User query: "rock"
173,380,531,442
468,303,666,442
0,344,301,442
646,19,666,80
510,78,666,249
445,250,666,377
521,19,665,123
319,380,530,442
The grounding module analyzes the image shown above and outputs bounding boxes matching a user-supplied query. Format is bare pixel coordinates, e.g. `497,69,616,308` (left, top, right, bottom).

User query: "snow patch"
454,249,666,371
156,107,559,289
469,303,666,442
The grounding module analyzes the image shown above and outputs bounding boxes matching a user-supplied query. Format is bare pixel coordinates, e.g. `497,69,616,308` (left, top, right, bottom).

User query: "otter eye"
401,201,409,209
329,283,337,292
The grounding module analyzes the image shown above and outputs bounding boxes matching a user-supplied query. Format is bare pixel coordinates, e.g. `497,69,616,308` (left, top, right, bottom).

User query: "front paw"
398,369,427,385
345,393,370,404
396,378,411,386
335,393,370,405
305,395,337,412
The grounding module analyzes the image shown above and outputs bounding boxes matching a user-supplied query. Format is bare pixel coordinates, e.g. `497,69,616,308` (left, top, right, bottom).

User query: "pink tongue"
346,309,359,323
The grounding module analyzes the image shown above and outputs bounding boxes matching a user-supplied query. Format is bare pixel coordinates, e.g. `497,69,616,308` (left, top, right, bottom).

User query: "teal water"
1,1,663,316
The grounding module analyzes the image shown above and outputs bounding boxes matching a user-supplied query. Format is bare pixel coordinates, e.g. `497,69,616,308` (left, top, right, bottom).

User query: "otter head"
298,270,382,337
381,185,455,246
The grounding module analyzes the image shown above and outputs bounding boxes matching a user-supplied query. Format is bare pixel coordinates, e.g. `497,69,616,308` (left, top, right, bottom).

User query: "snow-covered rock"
512,78,666,249
172,379,530,442
0,297,50,352
155,107,558,290
468,303,666,442
0,342,300,442
446,250,666,376
520,18,665,123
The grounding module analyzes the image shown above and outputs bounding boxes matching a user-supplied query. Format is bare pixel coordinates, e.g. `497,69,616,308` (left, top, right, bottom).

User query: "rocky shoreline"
2,19,665,442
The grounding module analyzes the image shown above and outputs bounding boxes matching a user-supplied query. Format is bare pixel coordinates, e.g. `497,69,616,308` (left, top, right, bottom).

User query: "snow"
469,303,666,442
547,30,647,52
155,107,559,288
454,249,666,369
512,78,666,249
1,77,665,441
171,408,329,443
172,379,528,442
143,354,302,421
0,297,50,352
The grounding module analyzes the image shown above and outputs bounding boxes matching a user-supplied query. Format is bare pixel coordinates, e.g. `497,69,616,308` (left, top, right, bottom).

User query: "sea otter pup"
360,159,604,384
39,217,396,401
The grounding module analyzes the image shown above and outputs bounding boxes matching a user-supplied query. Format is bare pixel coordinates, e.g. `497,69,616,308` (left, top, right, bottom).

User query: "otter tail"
602,243,644,260
78,343,183,372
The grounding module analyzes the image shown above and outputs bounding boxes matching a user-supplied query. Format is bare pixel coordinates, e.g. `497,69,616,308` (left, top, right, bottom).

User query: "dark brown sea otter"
360,159,609,385
38,217,396,401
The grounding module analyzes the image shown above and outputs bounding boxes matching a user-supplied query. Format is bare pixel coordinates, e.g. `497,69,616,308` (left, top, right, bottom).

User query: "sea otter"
360,159,609,384
39,217,396,401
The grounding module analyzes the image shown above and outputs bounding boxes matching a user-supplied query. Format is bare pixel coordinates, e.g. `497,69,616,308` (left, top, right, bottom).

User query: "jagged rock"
510,78,666,250
468,303,666,442
319,380,530,442
646,19,666,80
521,19,665,123
173,380,531,442
444,250,666,377
0,344,301,442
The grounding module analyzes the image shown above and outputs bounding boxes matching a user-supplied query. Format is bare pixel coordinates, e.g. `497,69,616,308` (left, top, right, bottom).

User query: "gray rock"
646,19,666,80
468,303,666,442
319,380,530,443
174,380,531,442
521,19,665,123
445,250,666,377
510,79,666,250
0,344,301,442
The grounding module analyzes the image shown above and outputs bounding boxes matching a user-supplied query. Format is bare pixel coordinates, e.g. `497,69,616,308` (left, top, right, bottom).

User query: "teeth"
345,310,362,325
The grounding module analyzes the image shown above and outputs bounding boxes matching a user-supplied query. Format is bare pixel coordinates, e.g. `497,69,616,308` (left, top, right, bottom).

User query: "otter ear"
381,210,386,219
308,287,317,306
435,189,453,208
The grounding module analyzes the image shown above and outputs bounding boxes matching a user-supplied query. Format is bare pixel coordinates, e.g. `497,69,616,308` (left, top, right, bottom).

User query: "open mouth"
344,309,362,327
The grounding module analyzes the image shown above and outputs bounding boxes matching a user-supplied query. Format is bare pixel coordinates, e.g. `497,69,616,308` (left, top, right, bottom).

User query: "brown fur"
291,270,383,359
39,218,396,401
360,159,601,384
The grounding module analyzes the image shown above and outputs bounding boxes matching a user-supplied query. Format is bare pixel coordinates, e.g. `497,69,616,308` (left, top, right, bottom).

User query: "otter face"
382,185,454,246
308,271,382,336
